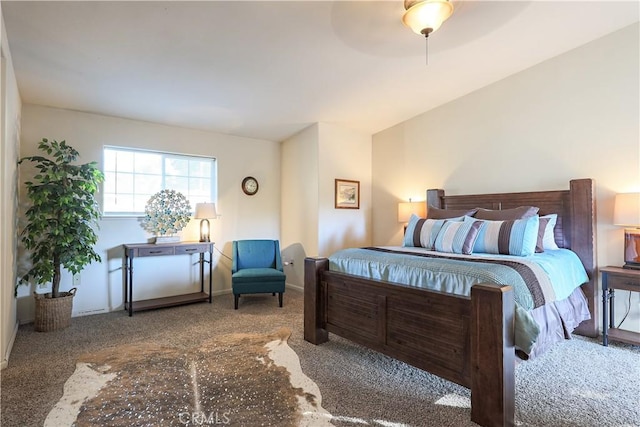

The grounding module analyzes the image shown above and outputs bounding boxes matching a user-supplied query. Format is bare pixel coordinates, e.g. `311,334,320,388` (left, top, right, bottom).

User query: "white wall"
281,124,320,287
372,23,640,333
280,122,372,286
1,5,22,368
317,122,372,256
17,104,281,322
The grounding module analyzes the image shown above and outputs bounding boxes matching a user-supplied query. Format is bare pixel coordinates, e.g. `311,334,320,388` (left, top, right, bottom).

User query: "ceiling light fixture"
402,0,454,62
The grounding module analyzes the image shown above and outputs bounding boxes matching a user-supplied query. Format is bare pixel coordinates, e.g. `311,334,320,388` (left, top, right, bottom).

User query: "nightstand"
601,266,640,346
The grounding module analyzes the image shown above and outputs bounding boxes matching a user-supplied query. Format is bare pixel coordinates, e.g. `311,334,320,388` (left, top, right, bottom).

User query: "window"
103,146,217,215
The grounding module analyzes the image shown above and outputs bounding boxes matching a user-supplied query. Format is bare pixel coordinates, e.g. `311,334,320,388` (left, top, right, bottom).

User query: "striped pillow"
433,216,483,254
473,215,540,256
403,215,452,249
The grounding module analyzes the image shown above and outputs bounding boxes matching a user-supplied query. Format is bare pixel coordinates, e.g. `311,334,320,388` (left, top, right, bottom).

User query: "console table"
123,242,213,317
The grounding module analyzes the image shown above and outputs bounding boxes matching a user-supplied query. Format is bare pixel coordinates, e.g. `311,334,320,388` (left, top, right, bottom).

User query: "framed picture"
335,179,360,209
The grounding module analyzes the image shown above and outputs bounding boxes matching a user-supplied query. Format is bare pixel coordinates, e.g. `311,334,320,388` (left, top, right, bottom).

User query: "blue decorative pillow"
404,214,463,250
433,216,483,254
472,215,540,256
403,214,422,247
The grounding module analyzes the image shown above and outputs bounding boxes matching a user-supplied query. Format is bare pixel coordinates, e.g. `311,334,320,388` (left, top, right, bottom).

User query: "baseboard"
75,308,109,317
1,321,19,370
286,283,303,292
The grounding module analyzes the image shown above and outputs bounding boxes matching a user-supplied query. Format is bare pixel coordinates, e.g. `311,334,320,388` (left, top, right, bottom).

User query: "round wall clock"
242,176,259,196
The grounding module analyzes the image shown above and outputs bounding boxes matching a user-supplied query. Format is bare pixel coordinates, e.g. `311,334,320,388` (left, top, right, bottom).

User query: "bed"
304,178,597,427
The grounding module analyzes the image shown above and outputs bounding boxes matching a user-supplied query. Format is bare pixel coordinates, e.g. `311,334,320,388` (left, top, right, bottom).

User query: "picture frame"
335,179,360,209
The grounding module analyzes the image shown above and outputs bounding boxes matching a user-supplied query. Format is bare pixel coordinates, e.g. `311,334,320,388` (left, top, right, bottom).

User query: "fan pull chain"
425,36,429,65
422,28,432,66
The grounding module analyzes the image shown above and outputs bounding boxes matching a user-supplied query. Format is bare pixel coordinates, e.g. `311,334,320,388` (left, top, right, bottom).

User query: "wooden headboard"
426,178,598,338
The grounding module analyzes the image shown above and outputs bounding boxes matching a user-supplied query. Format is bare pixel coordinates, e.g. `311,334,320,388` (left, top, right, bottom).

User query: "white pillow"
541,214,559,250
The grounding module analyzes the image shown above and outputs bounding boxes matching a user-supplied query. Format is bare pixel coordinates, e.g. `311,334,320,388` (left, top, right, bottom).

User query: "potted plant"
18,138,104,331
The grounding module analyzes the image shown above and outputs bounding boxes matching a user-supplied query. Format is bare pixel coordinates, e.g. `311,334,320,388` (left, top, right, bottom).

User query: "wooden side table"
123,241,214,316
601,266,640,346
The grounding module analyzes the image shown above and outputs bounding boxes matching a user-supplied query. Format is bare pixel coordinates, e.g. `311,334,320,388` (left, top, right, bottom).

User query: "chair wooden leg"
272,292,275,296
278,292,283,307
234,294,239,310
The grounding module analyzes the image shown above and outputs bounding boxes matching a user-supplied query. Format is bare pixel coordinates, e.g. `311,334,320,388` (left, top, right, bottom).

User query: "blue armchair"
231,239,286,310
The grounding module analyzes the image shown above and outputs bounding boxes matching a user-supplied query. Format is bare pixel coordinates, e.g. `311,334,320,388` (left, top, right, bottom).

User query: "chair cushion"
232,268,286,282
232,268,286,295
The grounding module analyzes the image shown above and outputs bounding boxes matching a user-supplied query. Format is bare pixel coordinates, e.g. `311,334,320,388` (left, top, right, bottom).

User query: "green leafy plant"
18,138,104,298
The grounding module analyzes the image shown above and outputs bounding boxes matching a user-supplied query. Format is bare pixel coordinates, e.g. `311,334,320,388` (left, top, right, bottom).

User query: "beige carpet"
2,289,639,426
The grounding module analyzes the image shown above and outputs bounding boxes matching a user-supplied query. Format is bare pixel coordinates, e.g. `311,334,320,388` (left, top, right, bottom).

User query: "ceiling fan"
402,0,455,38
329,1,530,59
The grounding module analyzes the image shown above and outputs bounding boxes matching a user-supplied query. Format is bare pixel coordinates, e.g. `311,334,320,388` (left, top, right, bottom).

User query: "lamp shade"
403,0,454,35
398,201,426,223
613,193,640,227
195,202,217,219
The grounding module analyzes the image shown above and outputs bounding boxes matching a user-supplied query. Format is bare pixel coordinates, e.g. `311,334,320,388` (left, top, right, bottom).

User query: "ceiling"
3,1,639,142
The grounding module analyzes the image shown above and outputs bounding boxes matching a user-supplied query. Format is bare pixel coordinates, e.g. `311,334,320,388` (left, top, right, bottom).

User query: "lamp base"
199,218,211,243
622,228,640,268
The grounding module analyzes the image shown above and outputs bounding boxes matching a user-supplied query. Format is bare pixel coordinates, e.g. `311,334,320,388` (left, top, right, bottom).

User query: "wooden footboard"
304,257,515,427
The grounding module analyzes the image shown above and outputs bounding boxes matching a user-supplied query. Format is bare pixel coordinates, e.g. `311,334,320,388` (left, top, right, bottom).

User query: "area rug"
44,328,332,426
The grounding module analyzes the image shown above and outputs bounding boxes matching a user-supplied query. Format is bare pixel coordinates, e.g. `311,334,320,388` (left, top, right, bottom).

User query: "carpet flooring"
2,288,639,426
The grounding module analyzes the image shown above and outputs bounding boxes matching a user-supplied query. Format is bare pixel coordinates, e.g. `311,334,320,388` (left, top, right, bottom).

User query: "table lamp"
194,202,217,242
613,192,640,269
398,199,426,233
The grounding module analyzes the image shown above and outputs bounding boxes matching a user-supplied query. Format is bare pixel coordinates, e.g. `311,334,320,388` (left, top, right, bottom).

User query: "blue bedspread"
328,246,589,355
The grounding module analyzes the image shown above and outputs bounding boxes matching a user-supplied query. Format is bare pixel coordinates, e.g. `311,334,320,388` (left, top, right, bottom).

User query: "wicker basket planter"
33,288,77,332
